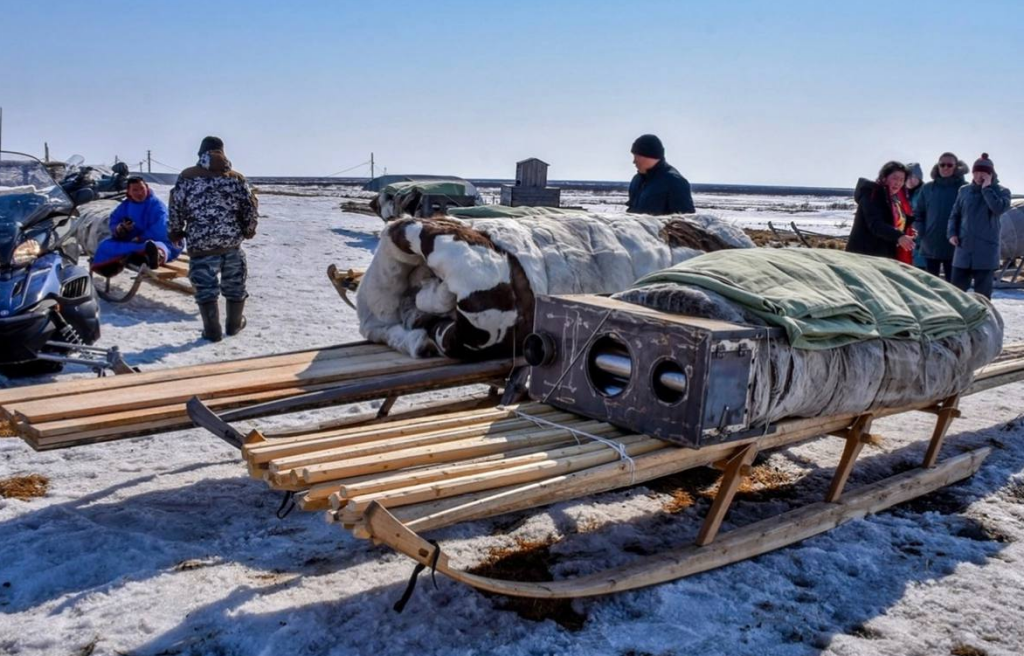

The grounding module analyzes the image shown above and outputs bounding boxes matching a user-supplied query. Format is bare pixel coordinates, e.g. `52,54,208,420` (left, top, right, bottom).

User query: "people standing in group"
846,161,916,260
903,162,926,268
626,134,696,215
947,153,1011,299
912,153,967,282
168,136,259,342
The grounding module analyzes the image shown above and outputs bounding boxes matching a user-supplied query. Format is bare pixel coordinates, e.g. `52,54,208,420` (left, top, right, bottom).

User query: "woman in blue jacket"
947,153,1012,298
91,177,182,276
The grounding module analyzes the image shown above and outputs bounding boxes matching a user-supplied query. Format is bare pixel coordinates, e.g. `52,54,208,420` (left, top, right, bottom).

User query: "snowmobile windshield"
0,152,74,231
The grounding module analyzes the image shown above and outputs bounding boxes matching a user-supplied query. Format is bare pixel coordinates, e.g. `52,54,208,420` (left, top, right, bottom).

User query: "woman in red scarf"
846,161,916,260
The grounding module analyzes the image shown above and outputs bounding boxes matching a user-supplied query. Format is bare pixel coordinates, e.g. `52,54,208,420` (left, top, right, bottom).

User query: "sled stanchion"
922,395,961,469
377,394,398,419
696,443,758,546
825,413,873,503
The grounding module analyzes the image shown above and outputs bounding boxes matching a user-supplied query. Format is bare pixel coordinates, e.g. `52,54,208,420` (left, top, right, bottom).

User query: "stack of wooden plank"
243,346,1024,540
0,342,511,451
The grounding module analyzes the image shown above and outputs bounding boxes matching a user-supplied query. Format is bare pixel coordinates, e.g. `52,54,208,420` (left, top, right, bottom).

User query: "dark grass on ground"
0,474,49,500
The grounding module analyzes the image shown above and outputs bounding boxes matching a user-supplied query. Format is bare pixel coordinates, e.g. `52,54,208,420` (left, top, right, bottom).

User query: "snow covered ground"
1,187,1023,656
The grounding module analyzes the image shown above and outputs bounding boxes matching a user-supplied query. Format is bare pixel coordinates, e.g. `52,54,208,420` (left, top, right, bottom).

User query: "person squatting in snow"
947,153,1012,299
168,136,259,342
90,176,182,277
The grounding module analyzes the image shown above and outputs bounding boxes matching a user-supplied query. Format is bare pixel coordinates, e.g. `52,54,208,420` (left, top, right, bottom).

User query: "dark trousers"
925,258,954,283
188,248,248,304
951,267,994,299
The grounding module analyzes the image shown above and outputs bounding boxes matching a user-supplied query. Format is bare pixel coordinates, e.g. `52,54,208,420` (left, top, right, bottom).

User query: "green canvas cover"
447,206,582,219
381,180,472,198
634,248,991,349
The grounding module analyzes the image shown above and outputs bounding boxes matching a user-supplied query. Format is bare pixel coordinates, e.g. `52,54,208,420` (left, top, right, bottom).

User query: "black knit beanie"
631,134,665,160
198,136,225,156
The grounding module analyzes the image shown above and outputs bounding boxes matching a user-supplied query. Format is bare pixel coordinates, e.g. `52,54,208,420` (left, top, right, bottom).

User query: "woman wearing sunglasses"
911,152,967,281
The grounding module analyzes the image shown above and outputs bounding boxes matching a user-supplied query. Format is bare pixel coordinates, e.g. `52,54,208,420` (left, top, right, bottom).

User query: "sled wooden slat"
0,342,388,406
2,340,515,450
361,448,990,599
9,352,443,423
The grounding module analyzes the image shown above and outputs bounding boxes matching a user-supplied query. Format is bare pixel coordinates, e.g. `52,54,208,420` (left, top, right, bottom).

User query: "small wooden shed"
500,158,561,208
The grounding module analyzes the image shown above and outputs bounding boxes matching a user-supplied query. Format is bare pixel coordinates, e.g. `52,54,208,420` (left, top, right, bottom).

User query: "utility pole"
147,150,151,173
114,155,119,165
0,107,4,158
370,152,375,180
44,142,50,162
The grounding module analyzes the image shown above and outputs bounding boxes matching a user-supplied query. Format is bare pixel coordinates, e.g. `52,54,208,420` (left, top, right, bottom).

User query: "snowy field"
1,186,1023,656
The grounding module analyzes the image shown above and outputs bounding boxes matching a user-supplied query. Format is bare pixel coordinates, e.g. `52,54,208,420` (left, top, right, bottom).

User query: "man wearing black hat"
946,152,1011,299
626,134,695,215
169,136,259,341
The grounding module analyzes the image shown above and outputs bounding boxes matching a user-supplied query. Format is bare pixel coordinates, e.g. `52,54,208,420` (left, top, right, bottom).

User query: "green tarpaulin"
447,206,581,219
634,249,990,349
381,180,473,198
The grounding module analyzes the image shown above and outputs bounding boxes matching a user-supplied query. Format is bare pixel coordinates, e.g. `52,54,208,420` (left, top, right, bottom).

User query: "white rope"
507,408,637,484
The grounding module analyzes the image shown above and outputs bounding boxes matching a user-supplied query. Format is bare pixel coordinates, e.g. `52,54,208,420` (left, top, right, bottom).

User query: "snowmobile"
0,151,131,376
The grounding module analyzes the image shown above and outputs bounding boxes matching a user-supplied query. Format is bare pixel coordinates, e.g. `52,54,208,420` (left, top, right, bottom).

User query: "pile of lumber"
243,345,1024,539
0,342,511,451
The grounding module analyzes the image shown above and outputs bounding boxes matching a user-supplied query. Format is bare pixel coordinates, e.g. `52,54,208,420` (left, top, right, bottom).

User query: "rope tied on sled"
508,409,638,485
393,539,441,613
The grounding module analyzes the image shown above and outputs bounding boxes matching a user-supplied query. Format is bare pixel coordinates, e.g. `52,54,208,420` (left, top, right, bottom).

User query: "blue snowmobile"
0,151,131,376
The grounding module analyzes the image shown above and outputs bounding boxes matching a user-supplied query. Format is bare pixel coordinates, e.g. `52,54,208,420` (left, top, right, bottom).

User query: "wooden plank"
338,435,663,519
265,411,581,473
362,448,990,599
10,351,441,423
0,341,388,406
299,421,624,485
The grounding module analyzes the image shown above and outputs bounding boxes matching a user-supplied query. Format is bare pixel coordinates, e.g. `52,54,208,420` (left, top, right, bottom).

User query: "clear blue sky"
4,1,1022,188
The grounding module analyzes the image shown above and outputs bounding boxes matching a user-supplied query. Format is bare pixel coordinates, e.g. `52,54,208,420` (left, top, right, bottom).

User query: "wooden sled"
994,256,1024,290
327,264,365,310
364,394,982,600
95,254,195,303
236,346,1024,601
790,222,849,249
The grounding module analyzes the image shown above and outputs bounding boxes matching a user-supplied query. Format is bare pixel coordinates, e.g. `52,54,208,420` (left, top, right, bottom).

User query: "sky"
3,0,1023,188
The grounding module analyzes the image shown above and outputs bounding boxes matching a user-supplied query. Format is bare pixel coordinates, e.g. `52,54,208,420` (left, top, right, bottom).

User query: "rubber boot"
144,241,166,269
225,299,247,336
198,301,223,342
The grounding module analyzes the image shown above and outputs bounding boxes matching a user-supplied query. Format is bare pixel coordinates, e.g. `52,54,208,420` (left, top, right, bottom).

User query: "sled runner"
94,254,195,303
327,264,365,310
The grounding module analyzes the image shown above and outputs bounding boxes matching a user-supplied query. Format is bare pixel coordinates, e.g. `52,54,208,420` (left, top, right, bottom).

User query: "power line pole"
370,152,375,180
0,107,4,158
147,150,151,173
44,142,50,162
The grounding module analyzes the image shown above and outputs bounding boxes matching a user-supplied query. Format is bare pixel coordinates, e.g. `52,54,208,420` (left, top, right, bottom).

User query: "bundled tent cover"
370,179,481,221
615,248,1003,425
71,199,120,257
357,210,755,358
1001,202,1024,261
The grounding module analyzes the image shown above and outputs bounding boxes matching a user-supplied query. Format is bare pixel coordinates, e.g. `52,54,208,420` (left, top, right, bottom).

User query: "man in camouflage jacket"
169,136,259,341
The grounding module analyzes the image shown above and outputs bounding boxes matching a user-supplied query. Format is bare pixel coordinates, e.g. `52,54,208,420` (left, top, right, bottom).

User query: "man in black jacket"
626,134,696,215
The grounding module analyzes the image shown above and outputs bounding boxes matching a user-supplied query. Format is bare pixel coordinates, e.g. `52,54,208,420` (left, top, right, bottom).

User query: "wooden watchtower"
500,158,561,208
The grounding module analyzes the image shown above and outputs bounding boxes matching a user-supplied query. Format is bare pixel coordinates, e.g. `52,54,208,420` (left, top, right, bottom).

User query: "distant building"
500,158,561,208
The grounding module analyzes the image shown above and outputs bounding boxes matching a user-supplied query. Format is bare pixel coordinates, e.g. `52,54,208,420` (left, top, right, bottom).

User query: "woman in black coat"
846,161,917,259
